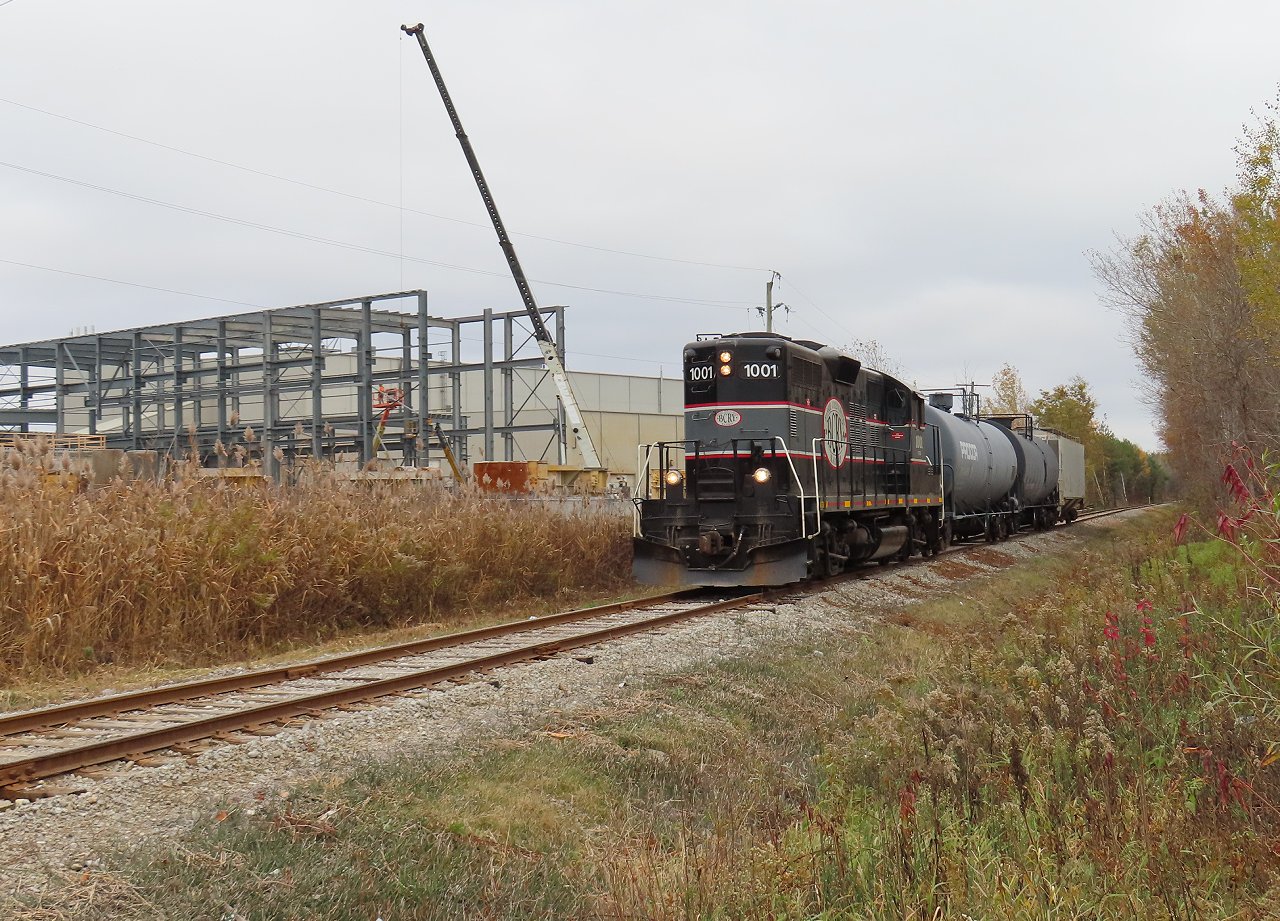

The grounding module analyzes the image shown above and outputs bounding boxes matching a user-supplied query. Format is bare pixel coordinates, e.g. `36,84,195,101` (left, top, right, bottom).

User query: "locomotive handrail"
811,447,822,538
632,437,811,539
768,435,809,539
810,434,917,534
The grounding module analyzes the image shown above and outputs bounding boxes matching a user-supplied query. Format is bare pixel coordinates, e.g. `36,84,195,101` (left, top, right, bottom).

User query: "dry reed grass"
0,438,631,683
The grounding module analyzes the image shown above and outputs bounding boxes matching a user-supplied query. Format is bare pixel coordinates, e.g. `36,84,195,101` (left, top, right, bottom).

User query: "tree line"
986,365,1168,506
1091,97,1280,508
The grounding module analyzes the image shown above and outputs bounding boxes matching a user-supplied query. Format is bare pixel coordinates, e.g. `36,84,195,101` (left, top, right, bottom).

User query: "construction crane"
401,22,603,471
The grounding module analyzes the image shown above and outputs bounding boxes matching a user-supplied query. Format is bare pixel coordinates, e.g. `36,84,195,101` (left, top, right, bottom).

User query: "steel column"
90,335,102,435
262,311,277,480
172,326,184,445
359,299,373,463
482,308,494,461
131,332,143,450
311,307,323,459
18,347,28,433
450,320,462,460
503,315,514,461
417,291,429,468
54,342,65,433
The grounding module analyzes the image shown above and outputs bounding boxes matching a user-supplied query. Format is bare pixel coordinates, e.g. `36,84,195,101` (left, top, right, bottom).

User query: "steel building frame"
0,290,569,479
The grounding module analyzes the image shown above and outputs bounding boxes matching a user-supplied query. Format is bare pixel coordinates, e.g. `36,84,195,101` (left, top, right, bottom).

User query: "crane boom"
401,22,602,470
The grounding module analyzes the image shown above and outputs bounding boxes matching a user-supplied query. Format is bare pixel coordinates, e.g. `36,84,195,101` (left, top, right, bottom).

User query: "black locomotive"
632,333,946,586
632,333,1083,587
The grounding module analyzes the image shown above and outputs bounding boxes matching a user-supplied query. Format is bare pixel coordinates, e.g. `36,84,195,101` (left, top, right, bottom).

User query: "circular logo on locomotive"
713,409,742,427
822,397,848,467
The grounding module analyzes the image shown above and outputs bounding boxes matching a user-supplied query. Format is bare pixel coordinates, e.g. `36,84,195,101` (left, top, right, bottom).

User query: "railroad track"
0,504,1146,798
0,589,767,796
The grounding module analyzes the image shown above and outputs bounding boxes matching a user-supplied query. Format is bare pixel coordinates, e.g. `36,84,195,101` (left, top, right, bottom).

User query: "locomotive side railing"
810,433,917,536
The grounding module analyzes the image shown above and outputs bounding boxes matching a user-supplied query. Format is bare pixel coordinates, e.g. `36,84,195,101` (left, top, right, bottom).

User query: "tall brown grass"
0,439,631,683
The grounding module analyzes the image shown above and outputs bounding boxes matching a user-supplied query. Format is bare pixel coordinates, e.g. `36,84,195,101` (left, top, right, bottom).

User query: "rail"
0,590,763,793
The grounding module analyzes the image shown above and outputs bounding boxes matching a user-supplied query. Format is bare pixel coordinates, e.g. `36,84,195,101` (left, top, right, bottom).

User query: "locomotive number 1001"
687,362,780,381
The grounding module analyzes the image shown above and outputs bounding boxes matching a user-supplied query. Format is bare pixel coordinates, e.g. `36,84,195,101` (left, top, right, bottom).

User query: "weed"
0,440,630,683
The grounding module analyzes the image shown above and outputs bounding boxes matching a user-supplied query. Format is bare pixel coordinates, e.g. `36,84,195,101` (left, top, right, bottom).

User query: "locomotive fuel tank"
988,420,1060,507
924,398,1017,516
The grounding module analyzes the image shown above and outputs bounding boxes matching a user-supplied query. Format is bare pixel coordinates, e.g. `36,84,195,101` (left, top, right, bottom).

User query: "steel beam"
417,291,429,468
359,299,373,463
311,306,323,459
483,308,494,461
262,311,277,480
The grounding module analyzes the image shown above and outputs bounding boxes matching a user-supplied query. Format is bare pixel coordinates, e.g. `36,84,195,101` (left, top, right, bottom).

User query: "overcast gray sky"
3,1,1277,449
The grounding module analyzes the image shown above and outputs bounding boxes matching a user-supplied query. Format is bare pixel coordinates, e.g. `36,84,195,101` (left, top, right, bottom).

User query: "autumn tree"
843,338,905,378
1092,100,1280,507
985,364,1029,415
1232,96,1280,334
1029,377,1110,504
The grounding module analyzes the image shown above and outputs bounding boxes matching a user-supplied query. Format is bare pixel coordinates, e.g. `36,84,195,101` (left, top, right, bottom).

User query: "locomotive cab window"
865,374,885,421
887,387,911,426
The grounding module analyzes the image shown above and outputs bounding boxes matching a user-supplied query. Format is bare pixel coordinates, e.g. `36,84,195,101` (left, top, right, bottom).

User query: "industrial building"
0,290,681,481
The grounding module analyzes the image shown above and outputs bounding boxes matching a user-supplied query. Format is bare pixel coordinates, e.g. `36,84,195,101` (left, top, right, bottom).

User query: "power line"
773,273,859,343
1,256,680,372
0,257,266,308
0,96,770,273
0,158,755,311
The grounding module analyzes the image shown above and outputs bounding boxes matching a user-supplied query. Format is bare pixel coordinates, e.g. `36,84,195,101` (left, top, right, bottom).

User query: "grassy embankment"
0,439,631,698
33,503,1280,920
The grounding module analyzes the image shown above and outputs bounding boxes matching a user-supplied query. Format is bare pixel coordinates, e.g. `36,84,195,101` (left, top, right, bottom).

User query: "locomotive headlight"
719,364,732,376
751,466,772,484
664,468,684,487
718,350,732,363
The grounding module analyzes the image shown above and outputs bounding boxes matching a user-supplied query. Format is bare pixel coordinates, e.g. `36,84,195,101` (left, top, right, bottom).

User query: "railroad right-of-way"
0,506,1150,903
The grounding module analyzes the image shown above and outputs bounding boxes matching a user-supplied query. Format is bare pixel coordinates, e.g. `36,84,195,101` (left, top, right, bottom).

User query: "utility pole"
760,270,786,333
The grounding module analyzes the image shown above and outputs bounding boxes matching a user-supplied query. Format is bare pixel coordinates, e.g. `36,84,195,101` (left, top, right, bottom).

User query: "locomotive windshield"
683,341,786,405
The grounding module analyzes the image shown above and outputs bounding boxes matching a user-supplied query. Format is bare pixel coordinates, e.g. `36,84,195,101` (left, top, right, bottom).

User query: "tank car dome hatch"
928,393,955,412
